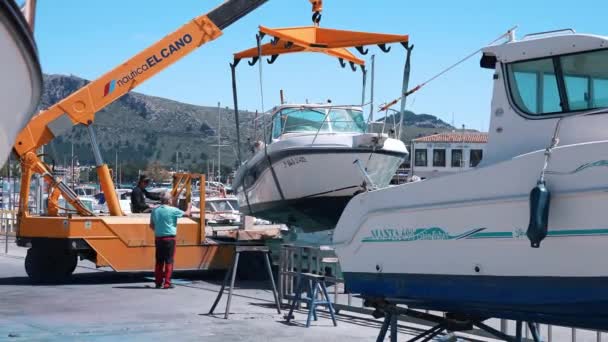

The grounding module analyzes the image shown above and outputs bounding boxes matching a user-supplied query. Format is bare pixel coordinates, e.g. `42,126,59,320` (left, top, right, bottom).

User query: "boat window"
272,113,282,139
282,108,329,133
328,109,366,133
561,50,608,110
414,149,427,167
229,200,239,210
451,149,463,167
507,49,608,116
433,149,446,167
213,200,232,211
507,58,561,115
470,149,483,167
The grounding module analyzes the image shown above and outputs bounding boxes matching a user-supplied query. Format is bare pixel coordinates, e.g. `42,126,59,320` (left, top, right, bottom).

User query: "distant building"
411,132,488,179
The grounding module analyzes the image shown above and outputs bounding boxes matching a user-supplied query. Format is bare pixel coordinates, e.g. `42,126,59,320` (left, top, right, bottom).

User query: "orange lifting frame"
233,25,409,69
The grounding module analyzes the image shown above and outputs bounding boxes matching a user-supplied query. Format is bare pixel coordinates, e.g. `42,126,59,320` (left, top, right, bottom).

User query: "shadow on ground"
0,269,228,286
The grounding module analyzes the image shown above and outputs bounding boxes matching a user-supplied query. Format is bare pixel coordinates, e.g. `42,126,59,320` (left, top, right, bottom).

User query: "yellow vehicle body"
19,214,234,272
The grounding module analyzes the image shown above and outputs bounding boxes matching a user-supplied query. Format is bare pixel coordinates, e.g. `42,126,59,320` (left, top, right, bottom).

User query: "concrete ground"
0,239,428,342
0,238,603,341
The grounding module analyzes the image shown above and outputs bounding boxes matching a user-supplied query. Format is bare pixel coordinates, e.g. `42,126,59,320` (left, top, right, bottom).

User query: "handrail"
522,28,576,40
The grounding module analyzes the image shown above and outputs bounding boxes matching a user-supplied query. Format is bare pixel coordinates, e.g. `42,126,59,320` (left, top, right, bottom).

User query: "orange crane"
13,0,269,282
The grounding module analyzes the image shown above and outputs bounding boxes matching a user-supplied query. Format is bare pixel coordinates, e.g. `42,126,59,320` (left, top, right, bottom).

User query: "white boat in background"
193,196,241,226
232,104,408,231
333,29,608,330
0,0,42,163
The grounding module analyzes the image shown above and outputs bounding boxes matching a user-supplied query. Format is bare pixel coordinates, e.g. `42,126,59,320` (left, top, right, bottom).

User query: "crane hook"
310,0,322,26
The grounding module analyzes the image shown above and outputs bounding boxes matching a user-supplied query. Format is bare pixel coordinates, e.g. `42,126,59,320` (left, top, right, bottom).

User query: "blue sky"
34,0,608,132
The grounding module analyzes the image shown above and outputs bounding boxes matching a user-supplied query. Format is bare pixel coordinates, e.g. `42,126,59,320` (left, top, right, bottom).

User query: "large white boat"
0,0,42,163
333,29,608,331
233,104,408,231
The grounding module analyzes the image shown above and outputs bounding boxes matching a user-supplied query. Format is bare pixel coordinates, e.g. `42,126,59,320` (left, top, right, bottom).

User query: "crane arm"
12,0,267,218
14,0,268,157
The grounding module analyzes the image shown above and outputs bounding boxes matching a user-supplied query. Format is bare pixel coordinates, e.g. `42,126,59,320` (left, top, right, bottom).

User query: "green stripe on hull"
361,228,608,243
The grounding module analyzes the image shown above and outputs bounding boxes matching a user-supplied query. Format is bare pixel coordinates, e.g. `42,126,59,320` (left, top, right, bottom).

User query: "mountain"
41,74,258,176
40,74,458,179
374,110,456,140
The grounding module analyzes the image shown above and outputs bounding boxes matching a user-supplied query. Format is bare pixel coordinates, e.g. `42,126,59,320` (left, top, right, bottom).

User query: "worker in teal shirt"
150,191,191,289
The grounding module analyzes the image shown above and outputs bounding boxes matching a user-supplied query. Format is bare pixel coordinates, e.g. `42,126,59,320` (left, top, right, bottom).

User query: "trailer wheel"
25,247,77,283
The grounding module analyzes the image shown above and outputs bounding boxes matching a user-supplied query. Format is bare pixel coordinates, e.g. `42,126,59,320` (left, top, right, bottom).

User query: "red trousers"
154,236,176,288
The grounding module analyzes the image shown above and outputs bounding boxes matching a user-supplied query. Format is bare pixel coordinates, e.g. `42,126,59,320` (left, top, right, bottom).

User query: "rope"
379,26,518,112
257,34,266,117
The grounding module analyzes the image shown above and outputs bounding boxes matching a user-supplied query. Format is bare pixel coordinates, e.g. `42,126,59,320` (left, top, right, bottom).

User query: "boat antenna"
379,26,518,112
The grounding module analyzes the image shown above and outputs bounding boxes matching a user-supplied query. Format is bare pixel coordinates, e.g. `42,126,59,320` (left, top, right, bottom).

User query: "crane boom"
13,0,267,218
15,0,266,156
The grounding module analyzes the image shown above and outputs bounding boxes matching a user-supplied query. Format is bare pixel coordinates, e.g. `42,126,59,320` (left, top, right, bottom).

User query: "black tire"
25,247,77,284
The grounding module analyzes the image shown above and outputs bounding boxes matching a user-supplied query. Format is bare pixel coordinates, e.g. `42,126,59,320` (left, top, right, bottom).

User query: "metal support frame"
209,245,281,319
371,302,542,342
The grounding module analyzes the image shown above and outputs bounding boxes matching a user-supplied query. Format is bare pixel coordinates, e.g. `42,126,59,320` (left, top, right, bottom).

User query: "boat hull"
344,272,608,329
236,145,406,230
0,0,42,163
333,140,608,330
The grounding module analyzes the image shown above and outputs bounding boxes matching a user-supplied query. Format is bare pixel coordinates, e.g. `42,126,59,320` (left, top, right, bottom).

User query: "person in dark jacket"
131,175,160,213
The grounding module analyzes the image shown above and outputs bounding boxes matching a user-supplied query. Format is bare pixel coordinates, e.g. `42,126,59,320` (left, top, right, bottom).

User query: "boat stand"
371,302,541,342
209,245,282,319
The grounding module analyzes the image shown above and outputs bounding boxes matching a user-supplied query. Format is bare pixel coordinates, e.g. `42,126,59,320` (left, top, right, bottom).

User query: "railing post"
4,211,8,254
572,328,577,342
500,319,508,333
548,325,553,342
278,246,284,303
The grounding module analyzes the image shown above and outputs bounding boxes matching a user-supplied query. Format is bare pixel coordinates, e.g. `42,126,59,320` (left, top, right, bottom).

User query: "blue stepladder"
284,273,338,327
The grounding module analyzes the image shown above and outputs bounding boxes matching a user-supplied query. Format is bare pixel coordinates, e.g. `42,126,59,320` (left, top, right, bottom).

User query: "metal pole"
217,102,221,182
8,155,12,212
369,54,375,123
115,149,119,188
4,154,9,254
71,142,75,189
398,44,414,141
88,125,103,166
230,63,243,165
6,153,13,253
361,66,367,107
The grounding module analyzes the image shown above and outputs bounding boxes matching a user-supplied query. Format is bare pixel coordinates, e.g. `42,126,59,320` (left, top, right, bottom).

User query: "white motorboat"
0,0,42,163
233,104,408,231
333,29,608,330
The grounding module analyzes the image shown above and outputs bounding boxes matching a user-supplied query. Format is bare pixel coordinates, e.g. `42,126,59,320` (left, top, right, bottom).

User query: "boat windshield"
507,48,608,116
273,107,366,138
206,199,238,212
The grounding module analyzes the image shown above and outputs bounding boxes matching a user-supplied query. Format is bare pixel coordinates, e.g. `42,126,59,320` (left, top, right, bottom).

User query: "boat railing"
279,244,607,341
521,28,576,40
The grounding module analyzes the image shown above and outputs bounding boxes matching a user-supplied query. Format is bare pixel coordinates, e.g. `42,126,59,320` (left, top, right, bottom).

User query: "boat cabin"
481,30,608,165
